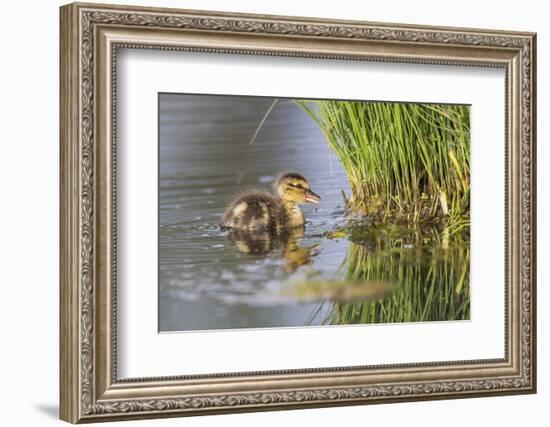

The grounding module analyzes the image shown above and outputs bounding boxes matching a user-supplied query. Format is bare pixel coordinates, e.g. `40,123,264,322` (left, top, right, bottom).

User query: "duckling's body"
220,192,302,231
220,172,320,231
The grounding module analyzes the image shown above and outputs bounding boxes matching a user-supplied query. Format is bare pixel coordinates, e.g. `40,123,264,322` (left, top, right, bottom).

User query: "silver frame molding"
60,2,537,423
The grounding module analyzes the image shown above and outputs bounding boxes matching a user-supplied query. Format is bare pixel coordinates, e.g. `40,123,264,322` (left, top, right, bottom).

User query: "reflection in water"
320,225,470,325
283,279,394,304
227,226,321,273
158,93,470,332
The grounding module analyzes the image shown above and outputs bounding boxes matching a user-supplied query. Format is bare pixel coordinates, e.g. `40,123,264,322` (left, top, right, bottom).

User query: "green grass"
297,100,470,226
309,224,470,325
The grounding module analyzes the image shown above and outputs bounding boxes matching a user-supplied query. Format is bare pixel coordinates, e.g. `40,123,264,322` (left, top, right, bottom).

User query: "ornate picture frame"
60,2,536,423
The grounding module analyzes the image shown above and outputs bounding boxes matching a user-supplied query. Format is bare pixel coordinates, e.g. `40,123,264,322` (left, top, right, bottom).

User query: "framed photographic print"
59,2,537,423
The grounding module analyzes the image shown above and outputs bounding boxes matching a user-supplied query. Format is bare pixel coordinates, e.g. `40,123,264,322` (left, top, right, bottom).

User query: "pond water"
159,93,470,332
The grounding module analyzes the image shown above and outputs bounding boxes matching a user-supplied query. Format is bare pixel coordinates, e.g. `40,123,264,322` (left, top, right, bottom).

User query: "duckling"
220,172,320,231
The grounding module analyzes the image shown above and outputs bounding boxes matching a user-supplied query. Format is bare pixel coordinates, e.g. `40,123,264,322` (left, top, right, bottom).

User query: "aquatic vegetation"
297,101,470,226
314,224,470,325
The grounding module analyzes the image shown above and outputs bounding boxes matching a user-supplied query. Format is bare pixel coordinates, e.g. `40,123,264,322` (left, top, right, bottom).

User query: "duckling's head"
275,172,321,205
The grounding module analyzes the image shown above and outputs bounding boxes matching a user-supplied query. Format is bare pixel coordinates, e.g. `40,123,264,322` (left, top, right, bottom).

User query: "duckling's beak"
305,189,321,204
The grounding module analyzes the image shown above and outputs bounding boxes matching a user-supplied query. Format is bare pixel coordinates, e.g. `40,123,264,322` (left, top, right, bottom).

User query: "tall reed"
297,101,470,225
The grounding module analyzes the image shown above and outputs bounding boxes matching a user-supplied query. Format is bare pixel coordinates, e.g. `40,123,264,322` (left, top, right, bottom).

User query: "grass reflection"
306,224,470,325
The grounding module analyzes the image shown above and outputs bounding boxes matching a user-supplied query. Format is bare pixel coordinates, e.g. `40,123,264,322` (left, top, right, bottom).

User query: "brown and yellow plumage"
220,172,320,231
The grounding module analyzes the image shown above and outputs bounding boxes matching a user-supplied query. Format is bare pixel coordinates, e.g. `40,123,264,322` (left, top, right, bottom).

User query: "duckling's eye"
289,183,304,190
